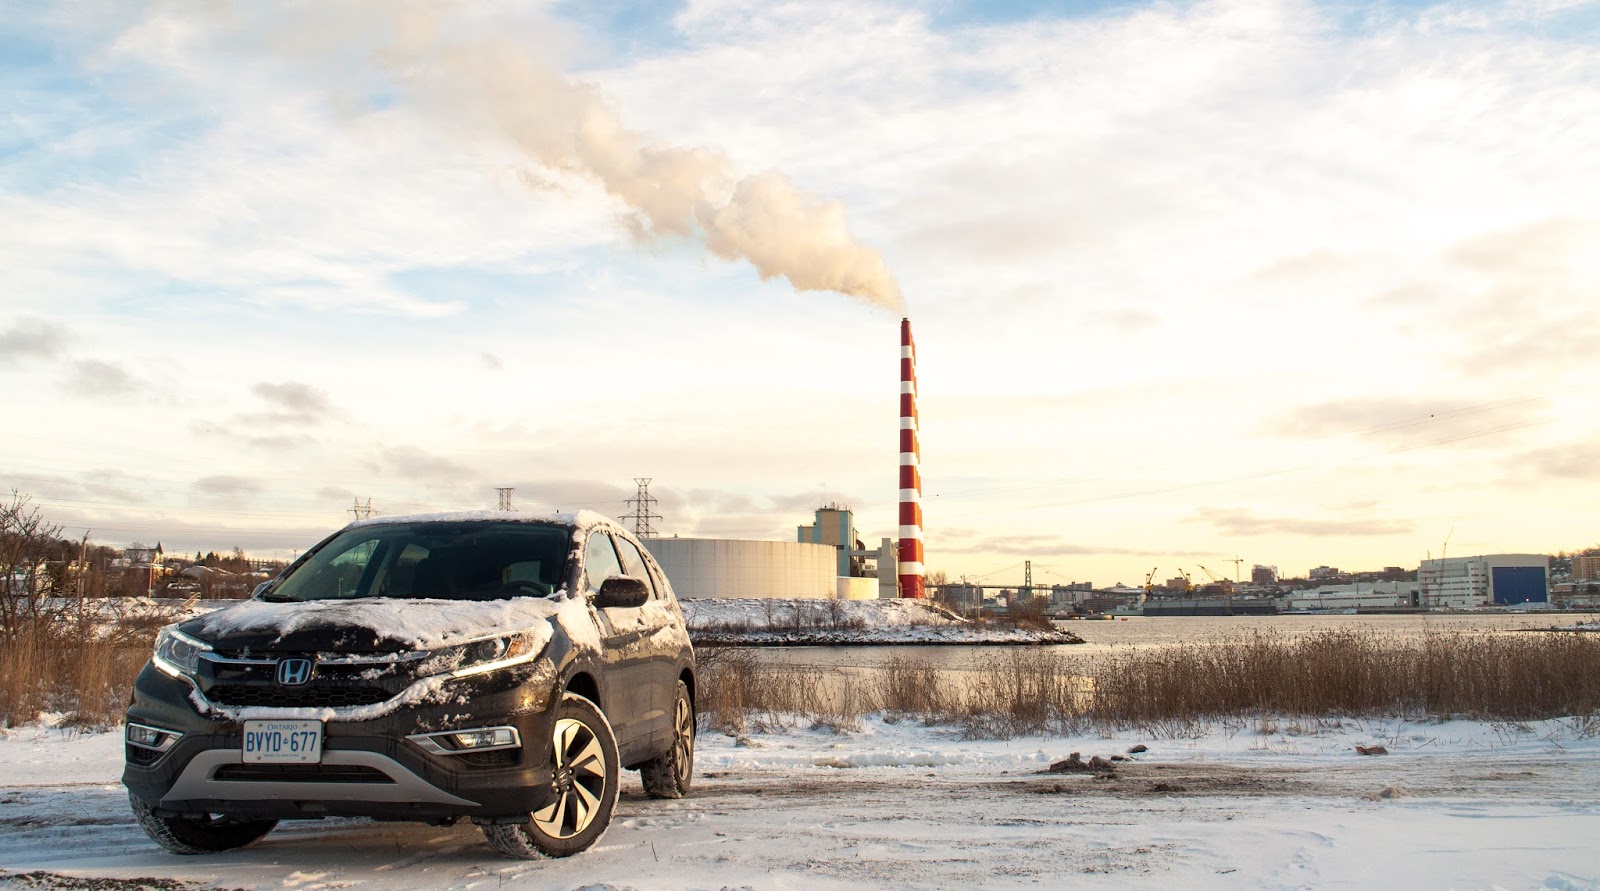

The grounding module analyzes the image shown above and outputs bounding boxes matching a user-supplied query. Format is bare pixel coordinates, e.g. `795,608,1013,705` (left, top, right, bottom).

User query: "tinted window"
271,522,569,602
583,532,624,594
615,537,657,598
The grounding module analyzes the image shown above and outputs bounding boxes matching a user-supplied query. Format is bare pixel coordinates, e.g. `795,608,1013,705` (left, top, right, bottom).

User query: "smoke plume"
207,2,904,311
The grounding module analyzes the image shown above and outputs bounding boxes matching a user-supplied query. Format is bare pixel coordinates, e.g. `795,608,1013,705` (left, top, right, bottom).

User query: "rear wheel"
483,693,619,859
640,680,694,799
129,794,276,854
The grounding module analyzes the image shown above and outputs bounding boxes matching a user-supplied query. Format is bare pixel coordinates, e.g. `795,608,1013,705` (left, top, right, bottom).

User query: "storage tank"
642,539,838,600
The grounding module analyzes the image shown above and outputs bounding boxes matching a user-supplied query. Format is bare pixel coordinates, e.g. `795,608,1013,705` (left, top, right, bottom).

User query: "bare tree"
0,491,63,635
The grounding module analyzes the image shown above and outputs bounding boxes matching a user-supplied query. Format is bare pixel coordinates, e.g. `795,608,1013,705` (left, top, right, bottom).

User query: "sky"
3,0,1599,589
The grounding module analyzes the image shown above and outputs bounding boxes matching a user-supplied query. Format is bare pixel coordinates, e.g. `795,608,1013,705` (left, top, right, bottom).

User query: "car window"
614,537,657,599
378,543,430,597
583,531,624,594
272,522,569,602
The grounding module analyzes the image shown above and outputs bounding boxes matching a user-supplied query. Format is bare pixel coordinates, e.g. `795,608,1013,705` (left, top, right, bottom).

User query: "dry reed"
0,608,171,729
695,629,1600,738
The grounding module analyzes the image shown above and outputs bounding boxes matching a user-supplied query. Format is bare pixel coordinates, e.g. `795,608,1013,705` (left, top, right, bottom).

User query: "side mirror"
594,576,649,609
251,581,272,599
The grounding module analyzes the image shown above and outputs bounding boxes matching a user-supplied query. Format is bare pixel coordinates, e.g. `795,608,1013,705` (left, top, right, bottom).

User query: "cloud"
382,446,476,481
1195,507,1414,538
251,381,332,419
193,475,261,495
1270,397,1544,448
479,352,504,372
61,359,139,397
1517,440,1600,480
0,318,69,364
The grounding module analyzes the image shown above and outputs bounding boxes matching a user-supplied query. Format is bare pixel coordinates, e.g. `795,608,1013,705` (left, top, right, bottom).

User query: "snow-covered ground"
682,598,1081,645
2,715,1595,890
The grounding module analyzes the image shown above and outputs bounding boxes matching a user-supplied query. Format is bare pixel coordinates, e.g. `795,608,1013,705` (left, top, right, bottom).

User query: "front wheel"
129,794,276,854
640,680,694,799
483,693,620,859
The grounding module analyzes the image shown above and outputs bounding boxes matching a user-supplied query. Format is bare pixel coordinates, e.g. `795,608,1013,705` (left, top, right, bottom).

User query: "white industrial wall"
642,539,839,600
836,577,877,601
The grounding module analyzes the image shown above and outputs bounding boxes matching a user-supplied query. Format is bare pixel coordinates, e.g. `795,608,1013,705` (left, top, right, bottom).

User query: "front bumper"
122,662,560,823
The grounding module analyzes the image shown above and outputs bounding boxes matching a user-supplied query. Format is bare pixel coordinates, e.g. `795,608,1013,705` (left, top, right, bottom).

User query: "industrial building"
647,504,899,601
1418,554,1549,608
644,538,842,600
1283,581,1418,611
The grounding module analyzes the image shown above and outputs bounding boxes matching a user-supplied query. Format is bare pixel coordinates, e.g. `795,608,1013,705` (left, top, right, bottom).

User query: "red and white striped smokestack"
898,318,925,599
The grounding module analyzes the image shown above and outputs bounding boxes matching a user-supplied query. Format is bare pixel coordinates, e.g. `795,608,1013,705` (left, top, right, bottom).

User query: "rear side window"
583,532,624,594
615,537,657,598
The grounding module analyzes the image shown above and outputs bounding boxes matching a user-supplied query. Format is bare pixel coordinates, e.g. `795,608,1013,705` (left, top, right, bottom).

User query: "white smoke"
199,1,904,311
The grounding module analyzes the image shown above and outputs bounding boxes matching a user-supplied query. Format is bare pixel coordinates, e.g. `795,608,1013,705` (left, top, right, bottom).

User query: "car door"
582,529,651,748
613,533,676,741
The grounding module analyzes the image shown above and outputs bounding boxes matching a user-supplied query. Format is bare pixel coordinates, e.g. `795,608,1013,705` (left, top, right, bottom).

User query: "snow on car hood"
189,593,573,651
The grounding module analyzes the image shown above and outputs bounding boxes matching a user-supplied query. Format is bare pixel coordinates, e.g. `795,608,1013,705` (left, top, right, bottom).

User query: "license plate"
242,720,323,764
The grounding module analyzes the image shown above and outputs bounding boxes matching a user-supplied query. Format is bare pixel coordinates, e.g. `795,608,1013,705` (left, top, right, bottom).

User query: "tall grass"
0,607,171,729
696,629,1600,738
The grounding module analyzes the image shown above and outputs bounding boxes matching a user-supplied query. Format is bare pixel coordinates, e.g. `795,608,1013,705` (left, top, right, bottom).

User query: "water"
749,611,1600,672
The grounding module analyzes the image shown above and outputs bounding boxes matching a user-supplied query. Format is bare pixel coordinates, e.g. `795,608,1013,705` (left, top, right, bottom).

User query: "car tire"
483,693,620,859
640,680,694,799
129,793,277,854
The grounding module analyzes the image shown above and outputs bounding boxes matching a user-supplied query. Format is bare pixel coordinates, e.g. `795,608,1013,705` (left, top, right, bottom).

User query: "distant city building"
1308,566,1339,580
1418,554,1549,608
1284,581,1417,611
121,543,165,566
1251,564,1278,585
1572,554,1600,582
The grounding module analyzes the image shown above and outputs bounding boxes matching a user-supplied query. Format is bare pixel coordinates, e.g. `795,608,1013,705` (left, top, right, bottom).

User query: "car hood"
180,595,571,654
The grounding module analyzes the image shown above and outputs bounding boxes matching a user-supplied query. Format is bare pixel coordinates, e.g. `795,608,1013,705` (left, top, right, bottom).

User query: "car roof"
346,509,626,535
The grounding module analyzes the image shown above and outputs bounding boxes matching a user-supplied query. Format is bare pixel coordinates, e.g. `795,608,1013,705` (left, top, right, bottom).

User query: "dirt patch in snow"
0,871,246,891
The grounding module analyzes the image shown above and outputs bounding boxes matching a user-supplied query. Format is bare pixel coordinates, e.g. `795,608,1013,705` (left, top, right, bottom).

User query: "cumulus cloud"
251,381,332,420
61,359,139,397
0,318,69,364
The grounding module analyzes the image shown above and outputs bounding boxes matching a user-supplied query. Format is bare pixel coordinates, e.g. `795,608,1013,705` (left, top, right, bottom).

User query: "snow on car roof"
347,509,626,532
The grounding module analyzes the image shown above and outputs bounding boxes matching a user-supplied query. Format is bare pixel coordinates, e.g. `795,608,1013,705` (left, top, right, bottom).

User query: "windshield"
268,521,571,602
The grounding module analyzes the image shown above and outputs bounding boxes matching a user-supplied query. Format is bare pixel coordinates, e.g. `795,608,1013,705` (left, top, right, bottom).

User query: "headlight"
429,632,543,679
152,626,212,679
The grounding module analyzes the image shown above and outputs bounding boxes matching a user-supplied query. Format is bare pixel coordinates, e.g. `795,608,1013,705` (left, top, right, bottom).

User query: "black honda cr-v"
122,511,695,859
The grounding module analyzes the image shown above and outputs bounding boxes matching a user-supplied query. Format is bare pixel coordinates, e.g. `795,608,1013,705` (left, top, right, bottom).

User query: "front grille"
206,685,392,708
126,744,161,766
213,764,395,784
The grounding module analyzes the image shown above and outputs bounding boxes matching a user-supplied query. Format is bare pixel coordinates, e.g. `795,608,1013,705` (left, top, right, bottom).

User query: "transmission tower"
348,498,374,521
496,488,515,511
625,478,663,537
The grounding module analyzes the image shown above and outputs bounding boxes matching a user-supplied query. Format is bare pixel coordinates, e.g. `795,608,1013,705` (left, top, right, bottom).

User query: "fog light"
127,722,180,751
407,725,522,756
452,728,517,750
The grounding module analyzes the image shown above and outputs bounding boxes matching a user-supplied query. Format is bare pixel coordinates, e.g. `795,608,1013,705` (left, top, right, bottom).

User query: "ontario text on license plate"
242,719,322,764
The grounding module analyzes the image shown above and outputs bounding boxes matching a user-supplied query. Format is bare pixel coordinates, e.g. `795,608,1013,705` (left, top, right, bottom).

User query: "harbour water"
750,611,1600,672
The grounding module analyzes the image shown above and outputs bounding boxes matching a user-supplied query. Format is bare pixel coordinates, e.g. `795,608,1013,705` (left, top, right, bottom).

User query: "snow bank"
682,598,1083,646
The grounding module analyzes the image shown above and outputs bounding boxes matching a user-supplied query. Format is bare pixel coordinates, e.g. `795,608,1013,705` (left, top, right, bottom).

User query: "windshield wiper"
255,592,302,603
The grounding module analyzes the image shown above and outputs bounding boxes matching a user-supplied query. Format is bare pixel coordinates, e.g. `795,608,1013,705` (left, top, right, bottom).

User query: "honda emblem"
277,657,313,686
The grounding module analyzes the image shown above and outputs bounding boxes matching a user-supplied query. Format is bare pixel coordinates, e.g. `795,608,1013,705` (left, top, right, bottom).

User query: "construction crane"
1228,556,1243,582
1142,567,1157,604
1177,568,1193,594
1196,564,1234,594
